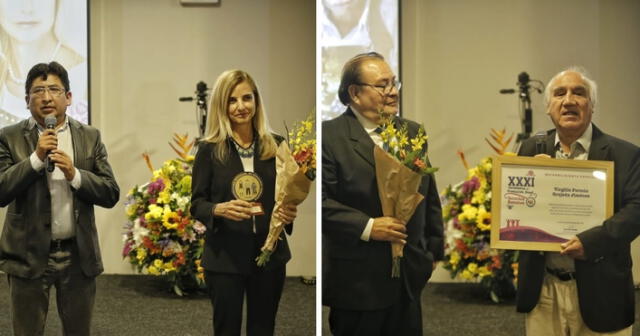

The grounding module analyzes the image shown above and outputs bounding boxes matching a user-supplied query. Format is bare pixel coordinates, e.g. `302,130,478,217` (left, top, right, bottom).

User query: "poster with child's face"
0,0,88,128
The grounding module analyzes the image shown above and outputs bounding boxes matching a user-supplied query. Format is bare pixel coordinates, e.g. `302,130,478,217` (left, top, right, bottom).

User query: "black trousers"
328,288,423,336
204,265,286,336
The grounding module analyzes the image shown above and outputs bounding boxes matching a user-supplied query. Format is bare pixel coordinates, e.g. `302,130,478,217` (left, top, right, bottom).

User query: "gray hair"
543,66,598,111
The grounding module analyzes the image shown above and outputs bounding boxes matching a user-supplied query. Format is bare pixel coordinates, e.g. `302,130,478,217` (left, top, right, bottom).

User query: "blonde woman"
190,70,297,335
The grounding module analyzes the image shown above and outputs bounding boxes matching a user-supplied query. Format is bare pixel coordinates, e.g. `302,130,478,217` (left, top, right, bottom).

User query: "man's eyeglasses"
357,80,401,94
29,86,66,98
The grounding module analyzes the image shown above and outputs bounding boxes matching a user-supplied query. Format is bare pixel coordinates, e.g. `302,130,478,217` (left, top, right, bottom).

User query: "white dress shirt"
29,117,82,240
352,107,385,242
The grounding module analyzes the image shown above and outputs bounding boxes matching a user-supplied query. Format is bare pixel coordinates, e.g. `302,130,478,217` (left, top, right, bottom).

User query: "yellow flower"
458,204,478,222
467,262,478,273
398,133,409,147
449,251,460,266
157,189,171,204
153,259,163,269
381,123,397,140
145,204,164,221
162,208,180,230
148,265,160,275
410,138,425,151
301,120,312,133
126,204,137,217
152,169,162,179
471,189,486,204
482,159,492,172
461,269,473,279
477,265,493,277
136,248,147,261
389,139,398,150
179,175,192,193
164,261,176,272
476,206,491,231
467,167,480,180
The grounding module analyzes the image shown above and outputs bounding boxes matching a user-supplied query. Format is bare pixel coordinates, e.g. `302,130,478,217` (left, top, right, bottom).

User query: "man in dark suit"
516,67,640,335
322,52,444,336
0,62,120,335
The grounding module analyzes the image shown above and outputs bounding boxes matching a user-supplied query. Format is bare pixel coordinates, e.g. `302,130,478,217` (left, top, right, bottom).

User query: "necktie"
373,127,389,151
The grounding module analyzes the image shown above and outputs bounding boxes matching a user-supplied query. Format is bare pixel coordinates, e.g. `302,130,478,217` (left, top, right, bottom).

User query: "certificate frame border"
490,155,614,251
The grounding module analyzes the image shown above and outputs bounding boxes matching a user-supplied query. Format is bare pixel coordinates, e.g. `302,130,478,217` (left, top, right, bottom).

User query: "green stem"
391,257,402,278
256,250,273,267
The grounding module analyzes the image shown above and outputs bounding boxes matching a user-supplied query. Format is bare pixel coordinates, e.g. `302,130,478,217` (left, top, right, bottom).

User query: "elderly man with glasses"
322,52,443,336
0,61,119,335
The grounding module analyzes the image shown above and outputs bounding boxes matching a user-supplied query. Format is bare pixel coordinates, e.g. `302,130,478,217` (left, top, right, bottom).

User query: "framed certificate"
490,155,614,251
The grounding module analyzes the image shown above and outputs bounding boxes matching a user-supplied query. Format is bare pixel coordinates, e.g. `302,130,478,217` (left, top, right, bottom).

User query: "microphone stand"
500,72,543,152
516,72,533,144
179,81,210,152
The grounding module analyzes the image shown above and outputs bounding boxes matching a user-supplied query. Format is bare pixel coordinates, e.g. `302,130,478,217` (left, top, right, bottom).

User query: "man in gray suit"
0,62,119,335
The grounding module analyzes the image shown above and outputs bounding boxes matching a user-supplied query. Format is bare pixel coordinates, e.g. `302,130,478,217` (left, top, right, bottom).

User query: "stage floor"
0,274,315,336
322,282,640,336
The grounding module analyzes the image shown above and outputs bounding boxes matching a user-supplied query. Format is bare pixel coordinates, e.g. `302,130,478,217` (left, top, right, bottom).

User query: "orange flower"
414,158,426,170
175,252,186,267
492,255,503,269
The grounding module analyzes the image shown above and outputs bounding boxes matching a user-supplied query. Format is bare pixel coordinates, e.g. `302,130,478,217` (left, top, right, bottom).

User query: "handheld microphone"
44,115,57,173
534,131,547,155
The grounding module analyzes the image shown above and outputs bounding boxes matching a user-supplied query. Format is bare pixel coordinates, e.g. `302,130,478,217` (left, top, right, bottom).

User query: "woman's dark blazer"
191,136,292,274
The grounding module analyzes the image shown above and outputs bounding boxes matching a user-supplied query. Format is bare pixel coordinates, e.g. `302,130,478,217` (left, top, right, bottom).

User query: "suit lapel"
587,125,611,161
69,118,86,168
545,130,556,157
22,120,38,153
345,109,376,167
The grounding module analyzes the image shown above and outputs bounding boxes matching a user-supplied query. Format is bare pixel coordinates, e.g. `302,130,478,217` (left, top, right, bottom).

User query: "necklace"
232,137,255,158
4,41,62,85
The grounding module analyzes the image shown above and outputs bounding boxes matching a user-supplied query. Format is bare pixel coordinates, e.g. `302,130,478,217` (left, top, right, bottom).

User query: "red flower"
414,158,426,170
175,252,186,267
294,149,311,165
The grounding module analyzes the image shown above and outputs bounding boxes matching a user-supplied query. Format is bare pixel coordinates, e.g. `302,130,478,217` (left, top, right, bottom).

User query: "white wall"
0,0,316,276
401,0,640,282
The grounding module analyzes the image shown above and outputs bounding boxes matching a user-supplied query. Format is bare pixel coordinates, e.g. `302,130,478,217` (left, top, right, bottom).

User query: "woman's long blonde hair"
202,69,277,162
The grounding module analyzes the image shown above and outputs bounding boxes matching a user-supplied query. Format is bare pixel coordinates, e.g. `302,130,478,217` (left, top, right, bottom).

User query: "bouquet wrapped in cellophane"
374,116,438,278
256,116,316,266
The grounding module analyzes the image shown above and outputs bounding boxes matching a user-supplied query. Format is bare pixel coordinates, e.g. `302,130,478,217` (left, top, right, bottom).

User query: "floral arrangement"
441,129,519,302
287,115,317,180
256,115,316,266
378,118,438,175
375,116,438,277
122,134,206,296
